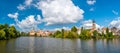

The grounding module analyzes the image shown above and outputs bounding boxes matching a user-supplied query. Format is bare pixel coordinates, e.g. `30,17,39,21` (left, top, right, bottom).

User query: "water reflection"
0,37,120,53
28,37,35,53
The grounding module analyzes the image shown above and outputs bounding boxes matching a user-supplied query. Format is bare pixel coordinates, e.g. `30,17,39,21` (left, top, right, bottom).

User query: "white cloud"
35,0,84,26
109,17,120,29
89,8,94,11
10,24,15,26
8,12,19,19
42,26,70,32
87,0,96,5
17,4,25,10
37,15,42,21
53,27,70,31
16,15,42,32
82,20,101,29
25,0,32,6
17,0,33,10
112,10,118,15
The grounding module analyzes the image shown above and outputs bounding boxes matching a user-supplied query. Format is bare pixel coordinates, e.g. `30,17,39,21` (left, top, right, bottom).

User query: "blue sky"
0,0,120,32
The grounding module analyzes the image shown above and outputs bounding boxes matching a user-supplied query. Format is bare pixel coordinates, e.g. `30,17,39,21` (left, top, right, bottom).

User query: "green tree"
80,29,91,39
71,26,77,32
93,30,98,38
105,27,113,38
63,31,68,38
67,31,78,38
0,30,6,39
4,24,9,28
61,29,64,38
8,26,16,38
0,24,4,29
52,30,62,38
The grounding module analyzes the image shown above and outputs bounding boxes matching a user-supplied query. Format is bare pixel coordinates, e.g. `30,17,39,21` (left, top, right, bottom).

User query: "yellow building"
29,29,51,37
36,30,43,36
29,30,35,36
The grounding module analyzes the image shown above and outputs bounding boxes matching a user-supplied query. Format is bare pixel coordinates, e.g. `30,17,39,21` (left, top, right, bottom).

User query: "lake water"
0,37,120,53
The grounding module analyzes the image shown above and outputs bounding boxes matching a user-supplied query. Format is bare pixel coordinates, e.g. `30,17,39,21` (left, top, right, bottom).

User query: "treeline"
51,26,79,38
51,26,119,39
0,24,28,40
80,27,114,39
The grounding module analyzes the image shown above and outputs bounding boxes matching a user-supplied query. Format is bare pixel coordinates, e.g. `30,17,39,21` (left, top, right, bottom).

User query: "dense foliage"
51,26,116,39
0,23,118,40
51,26,79,39
0,24,28,40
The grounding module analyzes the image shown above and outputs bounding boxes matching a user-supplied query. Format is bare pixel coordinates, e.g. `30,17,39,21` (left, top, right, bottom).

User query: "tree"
67,31,78,38
79,29,91,39
61,29,64,38
0,24,4,30
8,26,16,38
63,31,68,38
0,24,21,40
4,24,9,28
105,27,113,38
81,27,84,32
52,30,62,38
71,26,77,32
0,30,6,39
93,30,98,38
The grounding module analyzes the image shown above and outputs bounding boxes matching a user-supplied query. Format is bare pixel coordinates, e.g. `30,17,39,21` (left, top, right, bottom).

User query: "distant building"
90,20,97,36
77,28,81,35
102,27,107,34
36,30,43,36
29,29,35,36
117,30,120,35
111,27,118,35
91,20,96,30
29,29,51,37
45,31,51,36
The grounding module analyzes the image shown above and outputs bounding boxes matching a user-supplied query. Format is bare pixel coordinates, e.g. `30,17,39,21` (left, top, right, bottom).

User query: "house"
29,30,35,36
111,27,118,35
36,30,43,36
77,28,81,35
116,30,120,35
45,31,51,36
102,27,107,34
29,29,52,37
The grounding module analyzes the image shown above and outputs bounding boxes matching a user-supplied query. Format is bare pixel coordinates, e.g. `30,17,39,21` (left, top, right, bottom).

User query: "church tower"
92,20,96,30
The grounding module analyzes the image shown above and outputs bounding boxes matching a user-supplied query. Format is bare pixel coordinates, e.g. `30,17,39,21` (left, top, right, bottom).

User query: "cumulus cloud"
109,17,120,29
35,0,84,26
112,10,118,15
82,20,101,29
16,15,42,32
8,12,19,19
87,0,96,5
17,0,33,10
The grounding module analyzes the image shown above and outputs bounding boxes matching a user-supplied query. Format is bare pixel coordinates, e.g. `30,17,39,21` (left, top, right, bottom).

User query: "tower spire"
92,20,96,30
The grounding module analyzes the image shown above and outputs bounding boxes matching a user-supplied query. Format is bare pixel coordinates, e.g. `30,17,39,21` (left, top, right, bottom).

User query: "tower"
92,20,96,30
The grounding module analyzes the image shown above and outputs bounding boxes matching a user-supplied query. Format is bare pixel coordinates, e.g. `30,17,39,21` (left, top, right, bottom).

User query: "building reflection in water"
29,37,35,53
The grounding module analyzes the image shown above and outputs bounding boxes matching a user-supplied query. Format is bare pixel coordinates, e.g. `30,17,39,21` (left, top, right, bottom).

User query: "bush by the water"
0,24,28,40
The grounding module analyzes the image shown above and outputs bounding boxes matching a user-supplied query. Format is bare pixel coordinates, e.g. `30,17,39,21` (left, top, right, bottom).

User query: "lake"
0,37,120,53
